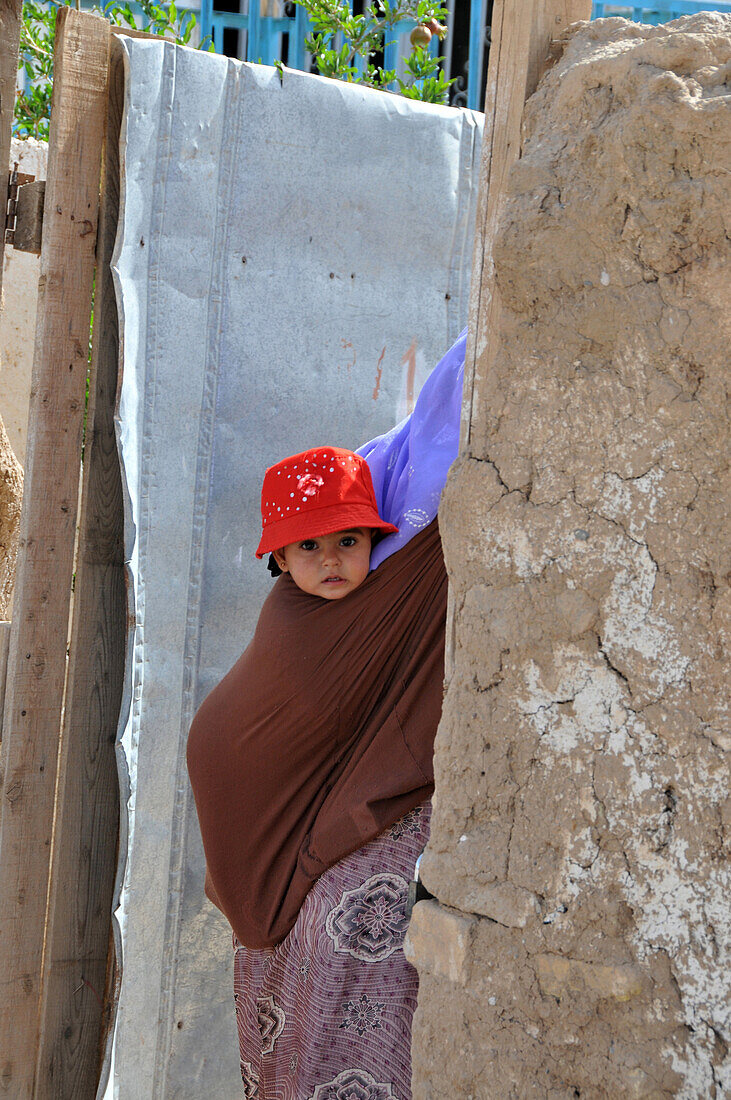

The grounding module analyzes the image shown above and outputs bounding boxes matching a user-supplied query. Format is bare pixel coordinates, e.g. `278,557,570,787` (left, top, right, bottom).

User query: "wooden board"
33,36,125,1099
0,0,23,298
462,0,592,454
111,25,178,41
0,10,110,1095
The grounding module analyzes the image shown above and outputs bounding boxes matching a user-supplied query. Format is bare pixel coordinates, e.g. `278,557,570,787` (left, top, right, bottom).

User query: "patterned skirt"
233,801,431,1100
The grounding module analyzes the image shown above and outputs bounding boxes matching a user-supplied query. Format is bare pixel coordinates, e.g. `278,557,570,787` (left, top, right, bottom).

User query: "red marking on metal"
340,338,355,373
402,339,417,414
372,346,386,400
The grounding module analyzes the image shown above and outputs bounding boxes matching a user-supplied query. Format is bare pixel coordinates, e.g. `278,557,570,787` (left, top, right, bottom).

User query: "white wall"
0,137,47,467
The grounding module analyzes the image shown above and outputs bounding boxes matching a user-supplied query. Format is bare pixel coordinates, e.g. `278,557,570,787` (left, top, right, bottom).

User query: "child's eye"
339,536,357,547
300,540,317,551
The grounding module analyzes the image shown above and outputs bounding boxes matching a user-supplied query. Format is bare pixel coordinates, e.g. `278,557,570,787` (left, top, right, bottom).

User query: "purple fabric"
358,328,466,570
234,802,431,1100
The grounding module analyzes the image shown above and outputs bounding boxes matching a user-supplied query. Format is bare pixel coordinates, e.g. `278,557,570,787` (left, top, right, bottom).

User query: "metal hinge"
5,164,45,253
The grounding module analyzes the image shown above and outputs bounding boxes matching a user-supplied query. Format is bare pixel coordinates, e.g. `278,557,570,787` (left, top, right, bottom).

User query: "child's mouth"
323,575,345,584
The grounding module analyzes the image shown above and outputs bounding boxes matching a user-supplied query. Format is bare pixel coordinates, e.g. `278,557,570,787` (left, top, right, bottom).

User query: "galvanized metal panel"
104,38,481,1098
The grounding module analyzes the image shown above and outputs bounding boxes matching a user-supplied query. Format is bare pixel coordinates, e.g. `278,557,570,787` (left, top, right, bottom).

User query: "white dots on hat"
290,492,294,497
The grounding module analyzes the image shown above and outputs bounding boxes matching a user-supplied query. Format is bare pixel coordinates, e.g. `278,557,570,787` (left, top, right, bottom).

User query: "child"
256,445,398,600
188,330,467,1099
189,460,444,1099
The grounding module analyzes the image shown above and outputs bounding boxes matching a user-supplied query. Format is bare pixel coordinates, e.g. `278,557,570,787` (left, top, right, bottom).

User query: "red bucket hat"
256,446,398,558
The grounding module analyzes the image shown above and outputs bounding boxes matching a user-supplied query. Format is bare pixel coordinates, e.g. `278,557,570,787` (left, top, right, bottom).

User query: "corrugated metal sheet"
104,38,482,1098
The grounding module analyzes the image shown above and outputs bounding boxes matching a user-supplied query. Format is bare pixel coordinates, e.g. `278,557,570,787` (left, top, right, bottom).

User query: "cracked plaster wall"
407,14,730,1098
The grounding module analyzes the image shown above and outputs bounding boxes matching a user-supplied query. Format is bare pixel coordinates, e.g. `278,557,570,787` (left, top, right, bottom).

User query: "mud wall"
408,14,730,1098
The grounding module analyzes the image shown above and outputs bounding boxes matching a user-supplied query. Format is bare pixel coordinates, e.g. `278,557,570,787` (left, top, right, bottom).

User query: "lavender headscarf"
358,327,466,570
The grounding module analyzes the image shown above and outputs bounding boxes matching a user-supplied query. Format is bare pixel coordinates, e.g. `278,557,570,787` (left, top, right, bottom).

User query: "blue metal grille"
199,0,489,111
592,1,730,18
196,0,731,111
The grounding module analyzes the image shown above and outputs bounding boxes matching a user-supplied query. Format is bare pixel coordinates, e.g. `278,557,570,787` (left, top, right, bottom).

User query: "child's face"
272,528,372,600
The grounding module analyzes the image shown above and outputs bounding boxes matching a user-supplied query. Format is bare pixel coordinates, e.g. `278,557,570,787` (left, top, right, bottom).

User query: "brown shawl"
186,519,446,949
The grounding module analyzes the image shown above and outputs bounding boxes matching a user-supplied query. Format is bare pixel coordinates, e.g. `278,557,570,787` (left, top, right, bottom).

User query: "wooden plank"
462,0,592,454
0,0,23,299
33,35,125,1099
0,10,110,1095
111,25,179,41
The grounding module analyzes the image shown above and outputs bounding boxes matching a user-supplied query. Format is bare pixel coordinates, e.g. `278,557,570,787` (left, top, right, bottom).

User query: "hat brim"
256,504,398,558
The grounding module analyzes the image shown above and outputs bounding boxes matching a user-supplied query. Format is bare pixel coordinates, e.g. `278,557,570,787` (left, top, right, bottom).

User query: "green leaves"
16,0,54,139
296,0,454,102
15,0,214,139
15,0,454,141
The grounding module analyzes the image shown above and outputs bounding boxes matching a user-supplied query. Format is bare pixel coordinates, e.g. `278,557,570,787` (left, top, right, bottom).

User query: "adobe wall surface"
408,14,730,1098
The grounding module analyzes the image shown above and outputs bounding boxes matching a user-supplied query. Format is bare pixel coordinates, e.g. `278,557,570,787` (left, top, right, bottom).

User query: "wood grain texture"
462,0,592,453
0,11,110,1096
0,0,23,300
33,36,124,1100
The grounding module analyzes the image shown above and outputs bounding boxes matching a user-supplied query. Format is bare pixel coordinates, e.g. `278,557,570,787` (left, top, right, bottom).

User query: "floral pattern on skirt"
233,801,431,1100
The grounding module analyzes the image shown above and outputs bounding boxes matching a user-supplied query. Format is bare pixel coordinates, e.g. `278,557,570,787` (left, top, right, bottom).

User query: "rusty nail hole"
444,292,451,300
329,272,335,279
177,1020,183,1029
140,237,145,247
242,256,247,264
